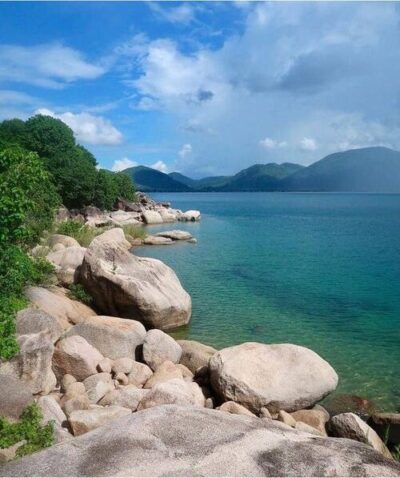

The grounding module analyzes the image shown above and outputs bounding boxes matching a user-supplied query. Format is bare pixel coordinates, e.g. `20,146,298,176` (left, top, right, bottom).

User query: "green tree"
93,169,119,210
0,119,26,149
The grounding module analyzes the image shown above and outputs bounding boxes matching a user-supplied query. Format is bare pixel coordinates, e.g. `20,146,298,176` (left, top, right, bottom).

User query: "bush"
56,219,101,247
122,224,147,240
0,403,54,457
67,284,93,305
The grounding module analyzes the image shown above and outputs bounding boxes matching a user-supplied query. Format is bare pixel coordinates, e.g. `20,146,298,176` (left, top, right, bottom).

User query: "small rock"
156,230,193,241
179,210,201,222
177,340,217,373
143,329,182,371
205,398,215,409
61,374,77,392
83,373,114,403
49,234,80,249
295,421,324,436
144,361,183,389
65,382,86,397
112,357,134,375
127,362,153,387
62,395,91,417
68,406,131,436
97,358,113,374
143,236,173,246
260,407,272,419
218,401,256,418
99,386,150,411
278,410,297,428
176,363,194,380
115,372,128,385
291,409,328,436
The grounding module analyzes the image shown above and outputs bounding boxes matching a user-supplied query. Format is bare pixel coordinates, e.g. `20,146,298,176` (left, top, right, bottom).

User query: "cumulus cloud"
151,160,168,173
259,137,287,149
300,137,318,151
0,43,105,88
35,108,123,145
112,157,137,172
179,143,193,158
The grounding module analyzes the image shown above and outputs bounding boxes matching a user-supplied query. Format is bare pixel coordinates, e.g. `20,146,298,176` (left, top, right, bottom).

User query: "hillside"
122,166,192,192
281,147,400,192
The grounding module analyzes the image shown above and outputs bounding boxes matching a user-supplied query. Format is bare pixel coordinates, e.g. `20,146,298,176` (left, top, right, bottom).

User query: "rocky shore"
0,198,399,476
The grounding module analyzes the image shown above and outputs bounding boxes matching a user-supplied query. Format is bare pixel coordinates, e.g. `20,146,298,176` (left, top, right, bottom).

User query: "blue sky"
1,1,400,177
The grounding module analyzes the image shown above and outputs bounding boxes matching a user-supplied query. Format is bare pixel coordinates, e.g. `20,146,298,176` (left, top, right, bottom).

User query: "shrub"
122,224,147,240
56,219,100,247
67,284,93,305
0,403,54,457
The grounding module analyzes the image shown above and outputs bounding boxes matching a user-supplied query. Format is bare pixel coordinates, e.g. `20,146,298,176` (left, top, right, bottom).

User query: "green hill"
122,166,192,192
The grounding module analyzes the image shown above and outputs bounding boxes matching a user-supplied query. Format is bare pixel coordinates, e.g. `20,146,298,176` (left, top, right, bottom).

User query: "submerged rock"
3,405,400,477
209,342,338,413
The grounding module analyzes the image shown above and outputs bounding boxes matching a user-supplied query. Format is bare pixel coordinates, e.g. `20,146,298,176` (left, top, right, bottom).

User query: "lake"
135,192,400,411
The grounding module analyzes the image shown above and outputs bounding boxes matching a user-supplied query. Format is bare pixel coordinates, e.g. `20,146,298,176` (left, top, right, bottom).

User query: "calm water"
135,193,400,411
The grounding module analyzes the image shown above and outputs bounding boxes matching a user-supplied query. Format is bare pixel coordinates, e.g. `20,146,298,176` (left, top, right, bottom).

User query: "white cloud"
300,137,318,151
149,3,196,24
151,160,168,173
112,157,137,172
0,43,105,89
179,143,193,158
259,137,287,149
35,108,123,145
0,90,39,105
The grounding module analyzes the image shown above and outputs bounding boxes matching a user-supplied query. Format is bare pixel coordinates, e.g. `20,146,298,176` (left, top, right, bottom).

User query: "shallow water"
135,193,400,411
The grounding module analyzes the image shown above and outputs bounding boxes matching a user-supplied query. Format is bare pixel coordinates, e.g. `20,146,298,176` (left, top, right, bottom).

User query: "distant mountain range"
122,147,400,193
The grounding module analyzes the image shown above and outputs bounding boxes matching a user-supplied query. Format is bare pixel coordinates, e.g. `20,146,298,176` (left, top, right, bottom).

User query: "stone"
55,206,70,223
143,329,182,371
144,361,183,389
143,235,173,245
37,396,72,443
177,339,217,373
278,410,297,428
176,363,194,380
115,372,129,385
324,394,376,420
61,374,77,392
313,404,330,422
295,421,325,437
49,234,80,249
291,409,328,436
0,375,33,420
83,373,114,403
66,315,146,361
330,413,392,459
80,230,191,330
16,307,63,343
25,286,96,330
368,413,400,447
65,382,86,397
218,401,256,417
138,378,205,410
209,342,338,413
46,246,86,285
142,210,163,224
156,230,193,241
31,244,51,257
53,335,104,381
205,397,215,409
260,407,272,419
179,210,201,222
68,406,131,436
5,405,400,477
62,395,91,417
109,210,141,227
97,358,113,374
127,361,153,387
15,331,56,394
99,386,150,411
112,357,134,375
91,227,131,249
0,441,26,464
157,208,177,223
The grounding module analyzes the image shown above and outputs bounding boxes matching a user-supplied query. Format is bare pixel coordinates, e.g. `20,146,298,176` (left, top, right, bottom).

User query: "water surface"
135,193,400,411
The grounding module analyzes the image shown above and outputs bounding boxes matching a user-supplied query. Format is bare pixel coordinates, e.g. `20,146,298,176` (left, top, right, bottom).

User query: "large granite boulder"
178,339,217,373
25,286,96,330
0,375,33,420
142,329,182,371
209,342,338,413
142,210,163,224
330,413,392,459
49,234,80,249
3,405,400,477
46,246,86,285
80,229,191,330
53,336,104,381
16,307,63,343
66,316,146,361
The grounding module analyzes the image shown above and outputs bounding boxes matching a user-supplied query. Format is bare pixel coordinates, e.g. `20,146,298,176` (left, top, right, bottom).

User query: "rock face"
16,307,63,343
3,405,400,477
142,329,182,370
66,316,146,361
178,339,217,373
138,379,205,410
209,342,338,413
53,336,104,381
80,229,192,330
0,375,33,420
46,246,86,285
330,413,392,459
68,406,131,436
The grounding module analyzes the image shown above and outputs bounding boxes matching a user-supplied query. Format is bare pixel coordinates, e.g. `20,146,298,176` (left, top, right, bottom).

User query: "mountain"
169,172,231,190
168,172,197,188
122,166,192,192
281,147,400,192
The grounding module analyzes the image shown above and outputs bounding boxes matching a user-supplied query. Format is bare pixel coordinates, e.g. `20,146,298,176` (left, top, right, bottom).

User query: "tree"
0,119,26,149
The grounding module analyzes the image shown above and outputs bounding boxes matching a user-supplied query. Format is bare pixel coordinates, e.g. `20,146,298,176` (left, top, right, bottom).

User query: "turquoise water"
135,193,400,411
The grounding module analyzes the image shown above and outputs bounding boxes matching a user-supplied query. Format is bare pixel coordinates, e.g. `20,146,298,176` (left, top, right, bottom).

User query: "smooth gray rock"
16,308,63,343
2,405,400,477
143,235,173,245
209,342,338,413
178,339,217,373
142,329,182,371
156,230,193,241
0,375,33,420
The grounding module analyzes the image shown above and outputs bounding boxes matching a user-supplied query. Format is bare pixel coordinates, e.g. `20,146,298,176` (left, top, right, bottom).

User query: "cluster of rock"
57,192,201,228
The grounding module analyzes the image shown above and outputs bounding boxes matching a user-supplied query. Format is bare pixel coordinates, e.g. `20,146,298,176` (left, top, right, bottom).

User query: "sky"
1,1,400,177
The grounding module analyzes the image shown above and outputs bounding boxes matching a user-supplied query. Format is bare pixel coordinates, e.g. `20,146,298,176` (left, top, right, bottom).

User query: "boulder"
25,286,96,330
49,234,80,249
99,386,150,411
176,363,194,380
144,361,183,389
64,381,86,397
178,339,217,373
330,413,392,459
138,378,205,410
291,409,328,436
83,373,114,403
156,230,193,241
37,396,72,443
4,405,400,477
179,210,201,222
209,342,338,413
218,401,256,418
112,357,134,375
8,331,57,394
55,206,70,223
142,210,163,224
295,421,325,437
143,235,173,245
109,211,141,227
46,246,86,285
157,208,177,223
97,358,113,374
61,374,77,392
16,307,63,343
142,329,182,371
66,315,146,361
90,227,131,249
127,361,153,387
68,406,131,436
62,395,91,417
53,336,104,381
278,410,297,427
0,375,33,420
80,230,191,330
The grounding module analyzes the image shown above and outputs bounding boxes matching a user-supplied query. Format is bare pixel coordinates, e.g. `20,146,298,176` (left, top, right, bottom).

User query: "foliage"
93,169,136,210
56,219,101,247
67,284,93,305
0,403,54,457
122,224,147,240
